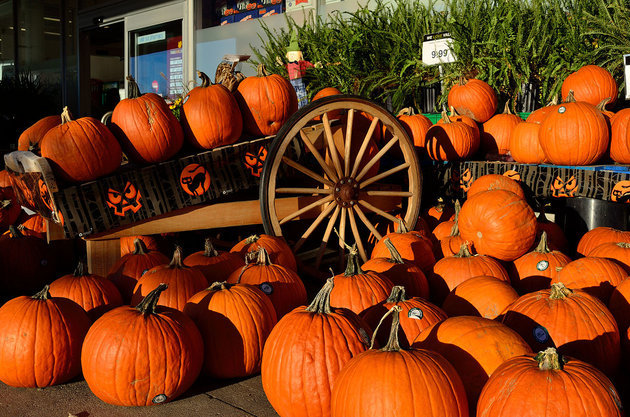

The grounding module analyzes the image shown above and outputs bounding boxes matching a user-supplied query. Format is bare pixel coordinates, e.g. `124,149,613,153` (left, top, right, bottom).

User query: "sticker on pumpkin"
550,175,578,198
152,394,167,404
243,146,268,177
532,325,549,343
259,282,274,295
460,168,473,192
106,182,142,217
611,180,630,203
179,163,211,196
408,308,424,319
536,260,549,271
503,170,521,182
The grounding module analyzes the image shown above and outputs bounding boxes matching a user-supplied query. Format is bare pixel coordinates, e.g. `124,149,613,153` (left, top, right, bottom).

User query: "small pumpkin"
447,78,498,123
535,208,569,252
561,65,618,107
435,200,465,259
509,121,546,164
120,235,160,256
18,214,47,239
553,257,627,303
17,115,61,153
423,197,455,231
397,107,433,149
466,173,525,200
437,106,481,143
371,220,436,273
425,110,479,161
312,87,343,120
231,234,297,271
442,275,519,320
577,227,630,257
185,238,245,282
480,102,522,155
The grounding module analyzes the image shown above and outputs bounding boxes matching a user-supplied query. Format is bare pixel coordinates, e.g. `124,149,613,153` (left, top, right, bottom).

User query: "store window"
198,0,285,29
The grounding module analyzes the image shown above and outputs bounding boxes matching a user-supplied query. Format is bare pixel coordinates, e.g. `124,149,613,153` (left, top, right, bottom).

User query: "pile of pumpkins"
1,173,630,416
394,64,630,166
14,64,297,183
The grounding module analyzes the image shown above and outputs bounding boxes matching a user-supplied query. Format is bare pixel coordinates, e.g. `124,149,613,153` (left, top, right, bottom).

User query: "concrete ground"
0,374,279,417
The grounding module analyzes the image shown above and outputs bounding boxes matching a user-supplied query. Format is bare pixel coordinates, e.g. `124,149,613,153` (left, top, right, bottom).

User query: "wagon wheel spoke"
347,207,368,262
293,202,338,254
350,117,380,178
358,199,399,224
355,135,399,182
298,130,338,182
322,113,344,178
352,204,382,242
282,156,334,187
338,206,347,269
363,190,413,197
279,195,334,225
360,162,410,189
344,109,354,176
314,205,341,270
275,187,332,195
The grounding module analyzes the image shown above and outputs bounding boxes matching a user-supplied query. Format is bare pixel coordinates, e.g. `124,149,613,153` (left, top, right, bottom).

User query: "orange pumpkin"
424,197,455,231
589,242,630,273
397,107,433,149
17,115,61,153
535,209,569,252
509,121,546,164
466,173,525,200
448,78,498,123
577,227,630,257
525,95,560,124
442,275,519,320
312,87,343,120
235,64,297,137
434,200,465,259
610,108,630,164
185,238,245,282
438,106,481,143
608,278,630,334
119,235,160,256
425,110,479,161
371,220,436,273
231,234,297,271
561,65,618,107
18,214,47,239
553,257,627,303
480,102,522,155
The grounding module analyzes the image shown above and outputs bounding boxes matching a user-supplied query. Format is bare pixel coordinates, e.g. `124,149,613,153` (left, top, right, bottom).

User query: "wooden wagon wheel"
260,95,422,272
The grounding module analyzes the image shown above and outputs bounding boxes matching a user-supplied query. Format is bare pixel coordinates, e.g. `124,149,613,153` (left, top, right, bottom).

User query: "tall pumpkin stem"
503,101,513,115
386,285,409,303
203,238,219,258
132,238,149,255
440,109,453,124
126,75,142,99
383,238,404,264
168,246,187,269
396,218,410,234
257,64,271,77
370,305,403,351
197,70,212,87
449,200,461,237
454,243,473,258
344,245,364,276
31,285,51,301
60,106,73,124
305,277,334,314
549,283,572,299
73,261,89,277
534,231,551,254
135,283,168,315
535,347,566,370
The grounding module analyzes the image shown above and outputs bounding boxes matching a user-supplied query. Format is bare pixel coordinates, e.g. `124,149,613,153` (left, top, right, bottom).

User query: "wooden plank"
86,239,121,277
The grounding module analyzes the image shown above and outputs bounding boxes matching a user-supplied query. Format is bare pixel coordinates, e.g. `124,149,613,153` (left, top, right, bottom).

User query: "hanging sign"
625,54,630,99
422,31,456,65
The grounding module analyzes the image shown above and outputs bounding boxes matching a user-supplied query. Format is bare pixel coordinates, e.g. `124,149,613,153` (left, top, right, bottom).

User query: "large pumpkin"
331,306,469,417
235,64,297,137
589,242,630,273
184,238,245,282
477,348,624,417
442,275,519,320
458,189,536,261
40,107,122,182
501,283,620,376
448,78,497,123
81,284,204,406
577,227,630,257
510,121,546,164
231,234,297,271
480,102,522,155
397,107,433,149
425,111,479,161
437,106,481,143
610,108,630,164
553,257,627,303
111,76,184,163
17,115,61,153
262,278,372,417
561,65,618,107
181,71,243,149
466,173,525,199
0,286,91,387
184,281,277,379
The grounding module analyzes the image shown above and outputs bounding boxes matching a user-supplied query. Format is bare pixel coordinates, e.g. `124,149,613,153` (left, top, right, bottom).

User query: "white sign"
422,32,456,66
625,54,630,99
137,31,166,45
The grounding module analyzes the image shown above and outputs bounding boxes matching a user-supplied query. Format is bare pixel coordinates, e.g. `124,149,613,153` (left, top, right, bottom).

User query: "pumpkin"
413,316,532,412
610,108,630,164
329,245,394,315
131,246,208,311
0,169,11,189
589,242,630,273
501,283,620,375
480,102,522,155
371,220,436,273
81,283,204,406
18,214,47,239
331,306,469,417
262,278,372,417
424,197,455,231
184,238,245,282
458,189,536,261
227,247,307,318
561,64,618,107
509,231,572,293
430,199,458,241
525,95,560,124
360,286,447,348
509,121,546,164
107,238,170,303
437,106,481,143
184,281,277,378
235,64,297,137
181,70,243,149
477,347,624,417
466,173,525,200
111,76,184,163
49,261,123,321
17,115,61,153
425,110,479,161
40,107,122,182
0,187,21,231
442,276,519,320
553,257,627,303
429,243,510,304
312,87,343,120
231,234,297,271
577,227,630,257
362,238,429,298
539,91,609,166
120,235,160,256
397,107,433,149
447,78,498,123
0,286,91,387
608,278,630,334
434,200,465,259
535,208,569,252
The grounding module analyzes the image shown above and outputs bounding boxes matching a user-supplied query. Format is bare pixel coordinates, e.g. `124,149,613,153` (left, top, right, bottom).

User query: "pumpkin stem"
383,238,405,264
344,245,364,276
596,98,611,112
370,305,403,351
132,238,149,255
245,235,260,244
565,90,576,103
1,199,12,209
503,101,513,115
440,108,452,124
386,285,409,303
547,94,559,107
396,218,410,234
534,231,552,254
449,200,461,237
617,242,630,249
454,242,473,258
60,106,73,124
254,247,273,265
197,70,212,87
257,64,271,77
535,347,566,371
209,281,232,291
126,75,142,99
135,283,168,315
203,238,219,257
73,260,89,277
397,107,415,116
31,285,51,301
305,277,334,314
549,282,572,299
168,246,187,269
8,225,23,239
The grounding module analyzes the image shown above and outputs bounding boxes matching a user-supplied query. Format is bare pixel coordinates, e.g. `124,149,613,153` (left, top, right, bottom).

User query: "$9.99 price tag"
422,31,457,65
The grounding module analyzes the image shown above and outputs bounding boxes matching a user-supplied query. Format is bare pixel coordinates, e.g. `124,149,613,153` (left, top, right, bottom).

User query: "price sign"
625,54,630,99
422,32,456,65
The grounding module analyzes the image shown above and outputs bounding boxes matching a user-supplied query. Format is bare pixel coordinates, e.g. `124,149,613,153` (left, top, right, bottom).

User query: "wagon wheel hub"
334,177,359,206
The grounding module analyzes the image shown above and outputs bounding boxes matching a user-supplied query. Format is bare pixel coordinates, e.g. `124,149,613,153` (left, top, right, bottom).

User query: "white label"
137,31,166,45
422,32,456,65
408,308,424,320
536,260,549,271
625,54,630,99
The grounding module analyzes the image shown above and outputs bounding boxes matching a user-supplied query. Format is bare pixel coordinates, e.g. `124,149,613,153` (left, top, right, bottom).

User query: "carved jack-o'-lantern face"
38,178,53,212
244,146,268,177
504,170,521,182
106,182,142,217
611,180,630,203
180,164,211,196
460,168,473,192
551,175,578,198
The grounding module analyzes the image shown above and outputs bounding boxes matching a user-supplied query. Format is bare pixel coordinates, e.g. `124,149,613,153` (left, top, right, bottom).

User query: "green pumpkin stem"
596,98,611,112
383,238,405,264
455,243,473,258
257,64,271,77
60,106,72,124
31,285,51,301
370,305,403,351
305,277,334,314
135,283,168,315
197,70,212,87
535,347,566,371
549,283,572,299
344,245,364,276
73,261,89,277
203,238,219,258
132,238,149,255
386,285,409,303
534,231,551,254
126,75,142,99
209,281,232,291
168,246,187,269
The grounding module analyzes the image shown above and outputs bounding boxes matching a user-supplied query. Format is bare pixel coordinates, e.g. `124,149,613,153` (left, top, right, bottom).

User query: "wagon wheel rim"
260,95,422,272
